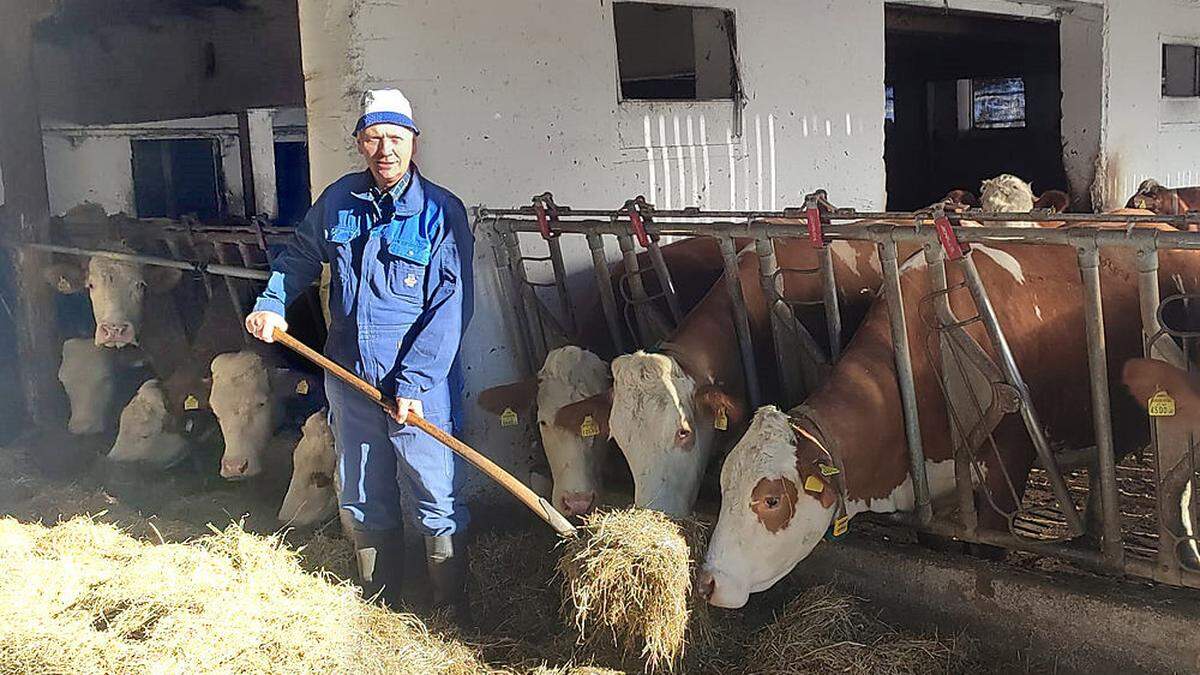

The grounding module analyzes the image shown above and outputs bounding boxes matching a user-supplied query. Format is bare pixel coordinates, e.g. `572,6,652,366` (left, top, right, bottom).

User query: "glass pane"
885,85,895,123
972,77,1026,129
1163,44,1199,97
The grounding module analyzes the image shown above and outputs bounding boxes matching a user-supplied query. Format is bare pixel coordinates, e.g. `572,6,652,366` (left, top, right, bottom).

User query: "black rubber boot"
351,527,405,610
425,533,472,628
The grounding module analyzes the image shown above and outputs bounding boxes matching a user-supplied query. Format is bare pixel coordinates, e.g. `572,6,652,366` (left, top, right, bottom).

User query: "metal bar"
958,252,1085,535
719,235,762,408
586,232,625,353
493,218,1200,252
503,228,548,364
645,238,684,324
616,233,654,344
482,206,1199,227
490,226,536,375
545,236,578,336
923,241,978,536
817,245,843,361
14,240,270,280
756,236,805,405
1076,240,1124,566
877,232,933,525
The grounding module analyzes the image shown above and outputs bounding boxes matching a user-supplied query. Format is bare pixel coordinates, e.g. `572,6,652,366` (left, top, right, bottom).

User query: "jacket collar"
349,165,424,218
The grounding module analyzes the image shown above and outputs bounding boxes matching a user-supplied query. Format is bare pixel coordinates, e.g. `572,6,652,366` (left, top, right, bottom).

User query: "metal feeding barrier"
480,195,1200,591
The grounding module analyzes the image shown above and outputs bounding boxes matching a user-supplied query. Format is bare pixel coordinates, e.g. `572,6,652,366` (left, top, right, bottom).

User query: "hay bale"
0,516,491,674
745,585,974,675
558,509,693,672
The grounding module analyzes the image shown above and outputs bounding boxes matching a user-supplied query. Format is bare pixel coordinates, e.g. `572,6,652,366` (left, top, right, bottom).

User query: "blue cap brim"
353,111,420,136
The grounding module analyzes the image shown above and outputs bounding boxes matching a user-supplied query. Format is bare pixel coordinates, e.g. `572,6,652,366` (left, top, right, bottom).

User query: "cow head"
596,351,742,517
209,351,298,480
479,346,612,517
980,174,1035,226
1126,179,1182,215
108,379,189,467
45,252,183,348
936,189,979,211
58,338,120,434
277,410,338,527
1122,358,1200,566
699,406,834,608
1033,190,1070,214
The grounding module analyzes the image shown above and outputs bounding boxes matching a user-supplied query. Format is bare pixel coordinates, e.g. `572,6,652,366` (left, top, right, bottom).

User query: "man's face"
357,123,415,188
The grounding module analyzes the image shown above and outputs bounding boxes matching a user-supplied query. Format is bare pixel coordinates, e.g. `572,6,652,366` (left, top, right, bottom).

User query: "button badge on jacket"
403,273,418,288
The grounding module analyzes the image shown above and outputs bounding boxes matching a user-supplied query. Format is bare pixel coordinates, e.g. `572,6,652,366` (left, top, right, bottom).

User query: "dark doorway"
131,138,225,220
884,6,1067,210
274,141,311,225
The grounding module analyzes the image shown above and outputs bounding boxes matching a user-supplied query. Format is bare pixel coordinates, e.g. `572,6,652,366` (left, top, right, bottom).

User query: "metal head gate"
481,197,1200,590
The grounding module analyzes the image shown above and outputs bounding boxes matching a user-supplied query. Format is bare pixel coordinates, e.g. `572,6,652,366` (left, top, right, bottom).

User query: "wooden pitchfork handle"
271,328,578,538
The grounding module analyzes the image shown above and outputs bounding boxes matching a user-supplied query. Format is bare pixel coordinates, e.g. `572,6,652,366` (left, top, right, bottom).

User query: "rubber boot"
351,528,405,610
425,534,473,628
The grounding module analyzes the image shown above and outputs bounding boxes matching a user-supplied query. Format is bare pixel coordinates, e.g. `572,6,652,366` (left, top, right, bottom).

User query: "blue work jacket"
253,167,474,423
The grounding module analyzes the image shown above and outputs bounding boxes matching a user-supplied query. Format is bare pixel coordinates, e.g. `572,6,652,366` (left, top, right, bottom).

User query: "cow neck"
138,291,193,384
661,288,746,392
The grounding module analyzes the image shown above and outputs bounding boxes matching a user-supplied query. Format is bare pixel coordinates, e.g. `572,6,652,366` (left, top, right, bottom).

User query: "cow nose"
560,491,597,517
696,569,716,601
220,458,250,479
96,322,135,346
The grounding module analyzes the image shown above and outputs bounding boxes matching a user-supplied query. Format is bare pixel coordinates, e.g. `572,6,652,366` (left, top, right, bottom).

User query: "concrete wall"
1060,4,1105,210
297,0,887,491
40,109,306,218
1097,0,1200,209
33,0,303,125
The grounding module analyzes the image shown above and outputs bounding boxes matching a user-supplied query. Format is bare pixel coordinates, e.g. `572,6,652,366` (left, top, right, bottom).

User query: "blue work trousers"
326,374,470,536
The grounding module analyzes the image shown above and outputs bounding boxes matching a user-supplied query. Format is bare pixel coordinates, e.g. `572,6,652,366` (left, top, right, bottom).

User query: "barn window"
131,138,224,221
1163,43,1200,97
613,3,739,101
274,141,311,225
970,77,1026,129
885,85,895,123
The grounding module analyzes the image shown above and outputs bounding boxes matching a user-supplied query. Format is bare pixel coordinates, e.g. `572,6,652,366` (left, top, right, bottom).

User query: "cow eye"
538,420,548,427
764,495,780,509
677,428,691,440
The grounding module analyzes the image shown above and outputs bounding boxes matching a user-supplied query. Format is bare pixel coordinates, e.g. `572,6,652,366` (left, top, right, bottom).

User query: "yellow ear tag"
295,379,309,395
580,415,599,438
1149,391,1176,417
183,395,199,411
500,407,519,427
818,463,840,477
714,408,728,431
803,475,825,494
832,515,849,537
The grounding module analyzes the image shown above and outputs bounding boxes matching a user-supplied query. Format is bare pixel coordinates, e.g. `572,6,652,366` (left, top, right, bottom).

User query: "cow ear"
477,377,538,416
794,461,837,509
1123,358,1200,417
694,384,745,428
553,389,612,438
144,265,183,292
43,262,86,294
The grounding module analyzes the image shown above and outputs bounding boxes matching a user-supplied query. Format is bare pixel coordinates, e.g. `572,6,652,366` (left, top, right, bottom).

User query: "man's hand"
392,397,423,425
245,311,289,343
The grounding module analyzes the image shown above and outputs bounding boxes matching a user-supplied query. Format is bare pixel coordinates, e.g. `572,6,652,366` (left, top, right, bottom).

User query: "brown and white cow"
699,213,1199,608
108,379,190,467
1122,358,1200,567
1127,179,1200,227
277,409,338,527
476,237,737,517
557,236,893,517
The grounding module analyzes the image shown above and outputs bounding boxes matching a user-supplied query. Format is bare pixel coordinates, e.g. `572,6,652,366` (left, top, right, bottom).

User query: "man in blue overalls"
246,89,474,617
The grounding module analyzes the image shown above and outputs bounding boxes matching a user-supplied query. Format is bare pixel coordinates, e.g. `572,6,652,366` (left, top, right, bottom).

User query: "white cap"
354,88,419,136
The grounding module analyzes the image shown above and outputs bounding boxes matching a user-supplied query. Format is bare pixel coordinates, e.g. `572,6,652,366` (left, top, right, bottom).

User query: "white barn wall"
297,0,886,491
1098,0,1200,209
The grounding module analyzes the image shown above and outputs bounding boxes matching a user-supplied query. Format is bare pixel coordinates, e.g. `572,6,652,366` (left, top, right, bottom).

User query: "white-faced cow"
58,337,146,435
277,409,338,527
557,235,895,517
699,213,1199,608
108,379,190,467
476,237,738,517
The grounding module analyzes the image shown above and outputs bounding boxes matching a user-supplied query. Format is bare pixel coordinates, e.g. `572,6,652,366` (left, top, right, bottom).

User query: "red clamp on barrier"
932,205,970,260
531,192,559,240
804,198,825,249
624,197,652,248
